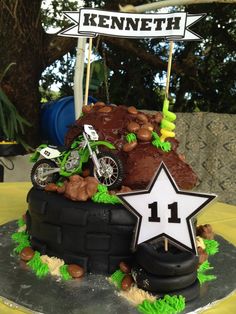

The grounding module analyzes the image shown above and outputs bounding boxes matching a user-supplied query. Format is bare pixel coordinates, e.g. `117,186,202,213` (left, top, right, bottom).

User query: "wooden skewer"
164,40,174,252
164,237,168,251
165,40,174,99
84,37,93,106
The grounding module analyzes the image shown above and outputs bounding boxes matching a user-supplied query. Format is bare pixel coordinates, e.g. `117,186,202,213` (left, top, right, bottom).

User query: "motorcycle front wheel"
93,152,124,190
31,159,59,190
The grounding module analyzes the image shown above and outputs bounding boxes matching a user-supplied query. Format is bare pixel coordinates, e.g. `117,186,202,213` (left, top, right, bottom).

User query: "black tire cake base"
26,187,137,274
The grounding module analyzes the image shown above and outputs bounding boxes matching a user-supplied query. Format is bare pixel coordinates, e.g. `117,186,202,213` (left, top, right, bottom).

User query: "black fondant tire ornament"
131,264,197,293
134,242,198,276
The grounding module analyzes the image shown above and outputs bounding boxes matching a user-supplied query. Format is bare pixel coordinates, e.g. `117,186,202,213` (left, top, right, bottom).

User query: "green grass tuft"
197,260,217,285
138,295,185,314
17,217,26,228
126,133,137,143
151,131,171,152
92,184,121,204
60,265,72,281
110,269,125,289
27,251,49,278
204,239,219,256
11,231,30,253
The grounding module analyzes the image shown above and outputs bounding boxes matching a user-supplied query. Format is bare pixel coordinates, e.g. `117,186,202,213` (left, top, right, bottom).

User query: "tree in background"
0,0,235,147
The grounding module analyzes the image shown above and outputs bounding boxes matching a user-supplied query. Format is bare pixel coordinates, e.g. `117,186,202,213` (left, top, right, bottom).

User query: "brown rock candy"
128,106,138,115
121,274,134,290
20,247,35,262
119,261,131,274
123,141,138,152
137,128,152,142
136,113,148,123
154,112,163,123
98,106,112,113
127,121,140,133
68,264,85,278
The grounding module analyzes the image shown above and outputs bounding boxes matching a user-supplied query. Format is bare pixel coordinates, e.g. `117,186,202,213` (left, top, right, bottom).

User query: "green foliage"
39,86,61,103
172,4,236,113
0,87,31,141
126,133,137,143
60,265,72,281
0,64,31,147
197,260,217,285
92,184,121,204
138,295,185,314
110,269,125,289
204,239,220,256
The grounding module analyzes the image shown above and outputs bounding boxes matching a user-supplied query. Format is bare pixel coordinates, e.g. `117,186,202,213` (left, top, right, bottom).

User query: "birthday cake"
11,103,220,311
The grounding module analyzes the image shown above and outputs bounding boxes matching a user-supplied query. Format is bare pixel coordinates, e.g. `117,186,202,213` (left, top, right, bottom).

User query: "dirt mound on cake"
65,104,197,190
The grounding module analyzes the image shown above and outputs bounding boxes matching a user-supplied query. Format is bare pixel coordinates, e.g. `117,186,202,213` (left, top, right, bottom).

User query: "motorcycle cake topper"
30,124,123,190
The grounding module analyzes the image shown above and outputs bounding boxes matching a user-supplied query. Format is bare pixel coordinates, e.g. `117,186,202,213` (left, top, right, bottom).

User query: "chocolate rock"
123,141,137,152
20,247,35,262
82,105,92,114
196,224,214,240
121,274,134,290
127,106,138,115
197,247,208,265
141,123,154,132
137,113,148,123
119,261,131,274
94,101,106,108
98,106,112,113
137,128,152,141
85,182,98,198
68,264,85,278
45,183,58,192
154,112,163,123
127,121,140,133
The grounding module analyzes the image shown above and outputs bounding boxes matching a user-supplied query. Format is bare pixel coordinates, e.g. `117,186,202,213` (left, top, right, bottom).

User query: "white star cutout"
118,163,216,254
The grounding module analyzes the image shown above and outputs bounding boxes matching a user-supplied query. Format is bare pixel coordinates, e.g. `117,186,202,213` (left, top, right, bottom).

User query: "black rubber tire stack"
132,242,200,302
26,187,136,274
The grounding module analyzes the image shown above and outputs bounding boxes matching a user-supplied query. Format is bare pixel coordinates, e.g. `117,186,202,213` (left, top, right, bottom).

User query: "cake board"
1,220,236,314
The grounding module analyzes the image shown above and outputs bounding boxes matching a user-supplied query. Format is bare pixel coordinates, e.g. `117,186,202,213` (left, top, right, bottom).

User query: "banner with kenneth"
59,8,205,41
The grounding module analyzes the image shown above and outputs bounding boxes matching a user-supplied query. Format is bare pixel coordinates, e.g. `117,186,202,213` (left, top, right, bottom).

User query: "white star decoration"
118,163,216,254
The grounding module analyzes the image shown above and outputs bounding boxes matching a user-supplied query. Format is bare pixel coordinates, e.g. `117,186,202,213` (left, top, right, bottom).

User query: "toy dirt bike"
30,124,123,190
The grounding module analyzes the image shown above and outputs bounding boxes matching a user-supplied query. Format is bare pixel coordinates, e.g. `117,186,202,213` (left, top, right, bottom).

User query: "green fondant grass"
197,260,216,285
151,131,171,152
92,184,121,204
27,251,49,278
17,217,26,228
110,269,125,289
126,133,137,143
60,265,72,281
138,295,185,314
11,231,30,253
204,239,219,256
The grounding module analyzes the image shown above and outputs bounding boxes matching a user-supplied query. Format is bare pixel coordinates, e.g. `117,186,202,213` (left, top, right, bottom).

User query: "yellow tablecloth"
0,182,235,313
